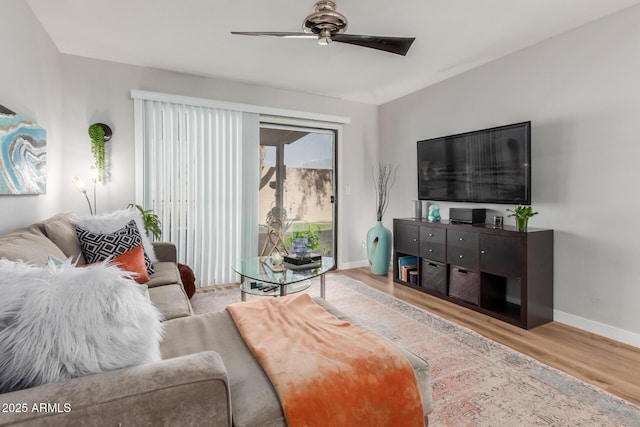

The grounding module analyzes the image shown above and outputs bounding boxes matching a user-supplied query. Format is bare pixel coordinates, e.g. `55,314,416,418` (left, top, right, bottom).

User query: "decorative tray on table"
283,253,322,270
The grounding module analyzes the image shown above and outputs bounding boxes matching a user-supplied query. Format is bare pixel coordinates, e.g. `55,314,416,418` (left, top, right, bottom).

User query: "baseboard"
554,309,640,349
338,259,369,270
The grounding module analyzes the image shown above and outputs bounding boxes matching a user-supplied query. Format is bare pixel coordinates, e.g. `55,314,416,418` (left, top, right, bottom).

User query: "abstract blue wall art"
0,105,47,195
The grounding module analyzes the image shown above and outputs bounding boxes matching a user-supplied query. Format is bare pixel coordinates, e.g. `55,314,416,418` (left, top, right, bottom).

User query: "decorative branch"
373,163,398,222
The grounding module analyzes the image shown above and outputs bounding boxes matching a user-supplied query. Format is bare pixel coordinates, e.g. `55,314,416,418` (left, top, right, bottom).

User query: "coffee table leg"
240,274,247,302
320,274,325,299
280,284,287,297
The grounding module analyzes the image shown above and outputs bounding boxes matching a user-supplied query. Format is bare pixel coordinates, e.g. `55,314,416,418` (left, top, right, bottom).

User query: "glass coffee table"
232,256,335,301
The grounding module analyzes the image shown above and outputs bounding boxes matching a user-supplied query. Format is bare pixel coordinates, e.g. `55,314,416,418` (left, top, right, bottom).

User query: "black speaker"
449,208,486,224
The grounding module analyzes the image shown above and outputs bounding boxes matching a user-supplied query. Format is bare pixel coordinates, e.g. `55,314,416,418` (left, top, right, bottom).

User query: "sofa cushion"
35,212,85,264
152,241,177,263
0,259,164,393
161,310,282,427
148,284,193,321
73,207,158,264
0,226,66,266
146,261,182,288
76,220,154,275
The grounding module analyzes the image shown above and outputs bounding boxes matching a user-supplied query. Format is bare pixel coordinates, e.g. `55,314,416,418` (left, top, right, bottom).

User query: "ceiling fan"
231,0,415,56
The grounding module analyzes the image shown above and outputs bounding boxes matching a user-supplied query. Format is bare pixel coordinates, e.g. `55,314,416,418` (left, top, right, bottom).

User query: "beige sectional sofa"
0,213,432,426
0,212,193,321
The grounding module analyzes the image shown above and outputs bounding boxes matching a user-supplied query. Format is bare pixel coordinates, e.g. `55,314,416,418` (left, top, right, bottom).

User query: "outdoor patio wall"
378,5,640,346
259,168,333,224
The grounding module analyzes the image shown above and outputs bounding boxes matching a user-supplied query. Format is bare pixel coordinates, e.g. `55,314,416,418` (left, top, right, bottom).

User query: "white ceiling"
26,0,640,105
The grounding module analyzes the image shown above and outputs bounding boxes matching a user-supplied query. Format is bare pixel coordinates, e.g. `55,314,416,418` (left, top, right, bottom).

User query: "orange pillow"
111,244,151,284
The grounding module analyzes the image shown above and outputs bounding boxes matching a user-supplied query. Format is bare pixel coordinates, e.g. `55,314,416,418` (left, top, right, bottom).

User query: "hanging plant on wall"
88,123,112,182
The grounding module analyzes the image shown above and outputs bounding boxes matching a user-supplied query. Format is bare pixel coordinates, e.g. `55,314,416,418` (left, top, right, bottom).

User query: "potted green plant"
287,225,321,260
506,205,539,232
129,204,162,240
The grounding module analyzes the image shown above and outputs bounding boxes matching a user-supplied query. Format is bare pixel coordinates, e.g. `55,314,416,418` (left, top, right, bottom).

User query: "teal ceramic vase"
367,221,392,275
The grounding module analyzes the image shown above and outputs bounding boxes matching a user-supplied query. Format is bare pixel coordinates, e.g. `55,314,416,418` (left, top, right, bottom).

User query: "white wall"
0,0,63,231
0,8,379,268
380,5,640,346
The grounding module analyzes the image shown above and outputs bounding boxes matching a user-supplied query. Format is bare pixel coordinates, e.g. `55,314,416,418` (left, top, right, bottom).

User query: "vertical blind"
135,99,259,286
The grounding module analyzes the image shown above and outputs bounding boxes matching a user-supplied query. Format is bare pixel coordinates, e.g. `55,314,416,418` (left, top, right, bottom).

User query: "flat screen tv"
417,121,531,204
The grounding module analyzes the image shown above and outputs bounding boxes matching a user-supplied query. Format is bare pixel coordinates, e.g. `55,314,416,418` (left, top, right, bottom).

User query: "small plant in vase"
287,225,321,261
507,205,538,232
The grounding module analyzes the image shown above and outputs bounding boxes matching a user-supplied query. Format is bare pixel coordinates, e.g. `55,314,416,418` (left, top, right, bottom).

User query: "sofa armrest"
0,351,231,427
153,241,177,263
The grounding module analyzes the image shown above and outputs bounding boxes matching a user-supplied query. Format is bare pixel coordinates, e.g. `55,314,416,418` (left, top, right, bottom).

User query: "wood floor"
337,267,640,407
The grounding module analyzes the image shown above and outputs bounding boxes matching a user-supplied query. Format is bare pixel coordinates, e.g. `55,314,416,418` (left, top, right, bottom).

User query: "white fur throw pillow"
0,258,164,393
73,207,158,263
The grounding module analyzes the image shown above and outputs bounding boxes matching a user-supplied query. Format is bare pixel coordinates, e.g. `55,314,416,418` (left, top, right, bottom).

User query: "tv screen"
417,121,531,204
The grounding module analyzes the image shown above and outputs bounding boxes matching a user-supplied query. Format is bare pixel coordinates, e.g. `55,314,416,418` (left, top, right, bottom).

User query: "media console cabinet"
393,218,553,329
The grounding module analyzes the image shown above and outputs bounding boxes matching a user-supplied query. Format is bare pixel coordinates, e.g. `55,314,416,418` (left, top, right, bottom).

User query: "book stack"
397,256,418,282
408,270,419,285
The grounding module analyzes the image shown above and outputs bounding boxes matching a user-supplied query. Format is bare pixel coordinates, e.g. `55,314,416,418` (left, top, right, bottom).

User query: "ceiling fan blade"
231,31,317,39
332,34,415,56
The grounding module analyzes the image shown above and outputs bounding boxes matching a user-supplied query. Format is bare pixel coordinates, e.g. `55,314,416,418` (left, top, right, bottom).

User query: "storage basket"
449,266,480,305
421,259,447,295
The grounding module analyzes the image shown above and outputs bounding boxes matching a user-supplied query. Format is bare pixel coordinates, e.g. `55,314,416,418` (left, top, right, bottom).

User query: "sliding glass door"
258,123,336,259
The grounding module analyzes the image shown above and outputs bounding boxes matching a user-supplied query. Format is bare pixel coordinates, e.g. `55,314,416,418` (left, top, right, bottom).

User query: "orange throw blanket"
227,293,425,427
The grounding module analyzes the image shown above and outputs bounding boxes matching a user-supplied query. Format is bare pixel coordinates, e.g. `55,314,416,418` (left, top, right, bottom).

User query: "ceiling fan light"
318,28,332,45
303,0,348,35
231,0,415,56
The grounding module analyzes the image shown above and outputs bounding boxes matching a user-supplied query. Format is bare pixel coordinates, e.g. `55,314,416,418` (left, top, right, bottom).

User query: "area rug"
191,275,640,427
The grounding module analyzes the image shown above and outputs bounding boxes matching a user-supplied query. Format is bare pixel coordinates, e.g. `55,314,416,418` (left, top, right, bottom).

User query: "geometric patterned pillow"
76,220,154,275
